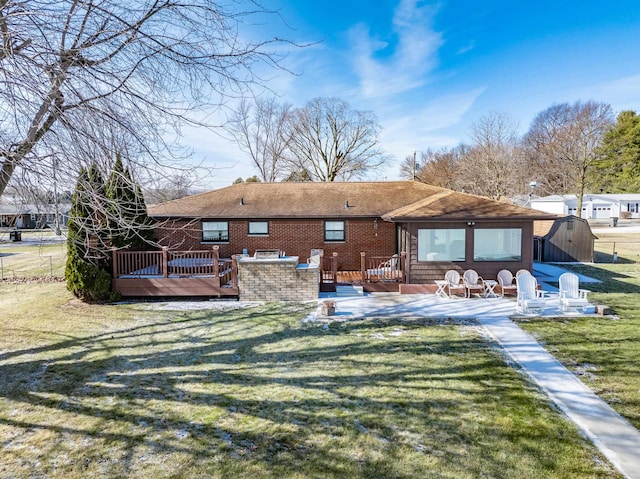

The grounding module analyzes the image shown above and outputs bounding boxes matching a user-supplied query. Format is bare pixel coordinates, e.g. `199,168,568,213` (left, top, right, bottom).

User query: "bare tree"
524,101,614,212
0,0,291,197
284,97,388,181
399,152,419,180
226,97,291,182
457,112,524,200
143,171,203,205
400,147,465,190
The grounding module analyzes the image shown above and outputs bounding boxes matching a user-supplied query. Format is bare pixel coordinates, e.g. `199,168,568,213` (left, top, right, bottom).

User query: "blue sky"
189,0,640,188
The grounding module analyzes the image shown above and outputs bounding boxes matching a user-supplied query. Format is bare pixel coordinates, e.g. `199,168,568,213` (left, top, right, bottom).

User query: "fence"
0,253,66,280
593,240,640,264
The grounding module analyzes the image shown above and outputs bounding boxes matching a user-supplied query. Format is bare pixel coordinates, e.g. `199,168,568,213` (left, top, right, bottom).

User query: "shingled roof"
148,181,556,221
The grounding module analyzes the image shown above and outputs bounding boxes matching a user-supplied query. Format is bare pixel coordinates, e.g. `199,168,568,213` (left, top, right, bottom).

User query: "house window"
325,221,345,241
202,221,229,242
417,229,465,262
473,228,522,261
248,221,269,235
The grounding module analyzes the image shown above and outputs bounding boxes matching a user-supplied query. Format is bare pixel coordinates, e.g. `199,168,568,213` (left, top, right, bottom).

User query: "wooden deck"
112,246,238,297
112,248,405,297
320,252,407,292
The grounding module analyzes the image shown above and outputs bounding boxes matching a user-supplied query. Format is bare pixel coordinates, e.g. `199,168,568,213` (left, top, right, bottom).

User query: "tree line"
228,97,639,208
225,96,389,183
400,102,640,209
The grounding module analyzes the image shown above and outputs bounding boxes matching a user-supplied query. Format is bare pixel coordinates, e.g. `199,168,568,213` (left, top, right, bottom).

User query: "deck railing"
361,252,406,283
315,251,406,286
167,250,219,276
111,246,239,297
113,250,165,277
112,246,237,284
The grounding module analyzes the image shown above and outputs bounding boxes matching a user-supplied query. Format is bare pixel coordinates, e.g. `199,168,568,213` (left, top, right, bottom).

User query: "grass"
0,283,621,478
519,230,640,432
0,232,66,279
594,233,640,263
518,258,640,432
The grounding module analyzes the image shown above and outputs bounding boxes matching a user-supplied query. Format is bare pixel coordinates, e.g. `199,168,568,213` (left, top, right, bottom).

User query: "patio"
311,292,599,321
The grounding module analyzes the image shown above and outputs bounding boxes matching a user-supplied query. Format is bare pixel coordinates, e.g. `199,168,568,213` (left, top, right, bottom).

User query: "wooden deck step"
336,285,364,297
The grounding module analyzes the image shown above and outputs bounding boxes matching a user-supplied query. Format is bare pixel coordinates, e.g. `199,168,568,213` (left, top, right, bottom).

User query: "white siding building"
531,194,640,220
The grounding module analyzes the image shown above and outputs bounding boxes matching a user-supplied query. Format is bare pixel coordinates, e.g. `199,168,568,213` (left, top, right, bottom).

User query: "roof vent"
240,197,245,205
344,200,350,209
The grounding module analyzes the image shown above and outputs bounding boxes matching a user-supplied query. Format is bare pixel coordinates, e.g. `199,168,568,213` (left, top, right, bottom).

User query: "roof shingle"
148,181,556,221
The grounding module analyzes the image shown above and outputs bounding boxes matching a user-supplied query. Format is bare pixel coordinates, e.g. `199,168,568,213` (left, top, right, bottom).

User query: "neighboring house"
148,181,556,285
534,216,597,263
0,202,71,229
531,194,640,220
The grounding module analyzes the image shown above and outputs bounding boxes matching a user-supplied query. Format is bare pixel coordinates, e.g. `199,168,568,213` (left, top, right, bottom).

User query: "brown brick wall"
238,257,319,302
154,217,397,271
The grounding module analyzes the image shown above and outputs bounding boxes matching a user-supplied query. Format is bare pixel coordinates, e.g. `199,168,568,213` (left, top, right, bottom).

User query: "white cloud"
378,87,486,155
350,0,443,98
579,74,640,112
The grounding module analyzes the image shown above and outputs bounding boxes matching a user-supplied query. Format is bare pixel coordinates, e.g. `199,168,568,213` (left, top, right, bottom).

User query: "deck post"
162,247,169,278
360,252,367,283
400,251,407,283
231,255,238,287
111,248,118,279
212,245,220,288
331,252,338,284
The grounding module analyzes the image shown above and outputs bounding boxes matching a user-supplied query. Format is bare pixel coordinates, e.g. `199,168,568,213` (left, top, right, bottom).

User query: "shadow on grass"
594,251,636,264
0,304,619,478
555,263,640,295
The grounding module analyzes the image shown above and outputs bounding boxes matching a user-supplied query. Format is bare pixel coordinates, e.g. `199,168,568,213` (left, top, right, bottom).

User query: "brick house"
148,181,556,287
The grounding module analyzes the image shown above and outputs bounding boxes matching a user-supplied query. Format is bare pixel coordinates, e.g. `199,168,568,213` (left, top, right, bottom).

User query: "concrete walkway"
312,293,640,479
479,315,640,479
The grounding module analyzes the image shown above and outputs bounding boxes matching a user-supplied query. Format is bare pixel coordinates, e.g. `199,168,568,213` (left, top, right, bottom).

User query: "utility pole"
52,153,61,235
528,181,537,208
412,151,417,180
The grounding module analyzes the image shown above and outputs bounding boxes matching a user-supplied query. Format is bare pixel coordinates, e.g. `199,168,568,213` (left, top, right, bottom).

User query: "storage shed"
534,215,597,262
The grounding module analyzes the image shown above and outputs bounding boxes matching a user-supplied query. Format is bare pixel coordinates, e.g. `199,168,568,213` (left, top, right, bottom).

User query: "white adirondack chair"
559,272,591,312
516,273,546,314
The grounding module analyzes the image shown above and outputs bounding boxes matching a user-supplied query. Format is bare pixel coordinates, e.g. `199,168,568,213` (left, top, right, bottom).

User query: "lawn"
518,257,640,432
593,232,640,263
0,283,621,478
0,232,66,279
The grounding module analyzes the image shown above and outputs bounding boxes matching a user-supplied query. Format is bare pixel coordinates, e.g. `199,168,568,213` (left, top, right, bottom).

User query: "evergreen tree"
591,110,640,193
106,153,154,249
133,183,155,246
65,165,113,302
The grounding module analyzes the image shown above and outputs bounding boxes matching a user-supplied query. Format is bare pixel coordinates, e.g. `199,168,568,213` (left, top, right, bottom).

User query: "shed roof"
148,181,557,221
534,215,597,239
